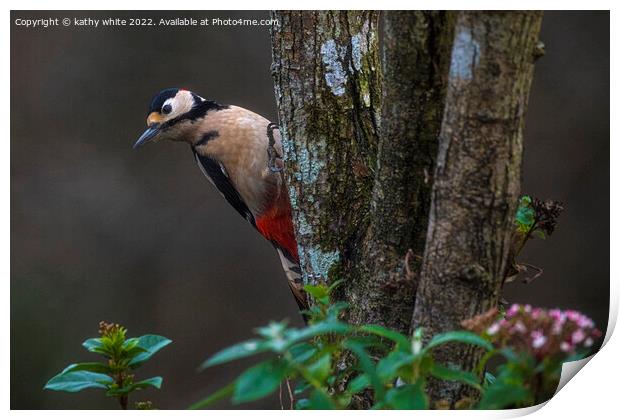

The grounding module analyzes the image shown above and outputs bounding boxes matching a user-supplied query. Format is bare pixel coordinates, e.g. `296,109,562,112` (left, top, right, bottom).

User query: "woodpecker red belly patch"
255,204,299,263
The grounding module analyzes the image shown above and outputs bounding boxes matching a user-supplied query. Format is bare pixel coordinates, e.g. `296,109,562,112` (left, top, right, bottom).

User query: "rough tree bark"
270,11,381,301
348,11,456,332
411,11,543,405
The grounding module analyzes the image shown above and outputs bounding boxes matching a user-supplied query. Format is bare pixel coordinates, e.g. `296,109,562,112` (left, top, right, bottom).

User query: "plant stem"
115,371,128,409
119,395,128,410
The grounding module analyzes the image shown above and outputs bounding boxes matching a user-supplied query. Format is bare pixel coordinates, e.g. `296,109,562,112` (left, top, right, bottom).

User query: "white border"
4,2,616,419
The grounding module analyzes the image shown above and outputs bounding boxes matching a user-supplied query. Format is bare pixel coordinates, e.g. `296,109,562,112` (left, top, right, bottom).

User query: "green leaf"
498,347,535,368
256,321,288,339
384,382,428,410
232,359,289,404
344,339,385,401
200,339,268,369
360,325,411,351
295,398,311,409
128,335,172,368
477,381,530,409
82,338,108,355
325,301,349,318
99,336,114,352
515,196,535,227
286,321,352,344
376,351,415,382
429,364,481,390
426,331,493,352
44,370,113,392
107,376,163,396
289,342,317,364
60,362,111,375
123,345,147,360
121,338,147,359
131,376,163,390
126,377,161,393
294,379,311,395
307,353,331,383
122,337,140,350
347,374,370,394
190,382,235,409
303,284,329,300
305,389,336,409
300,306,323,321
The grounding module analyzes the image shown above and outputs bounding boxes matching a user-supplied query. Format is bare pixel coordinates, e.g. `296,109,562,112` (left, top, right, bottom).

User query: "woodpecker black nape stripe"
195,130,219,147
163,100,229,130
184,99,229,122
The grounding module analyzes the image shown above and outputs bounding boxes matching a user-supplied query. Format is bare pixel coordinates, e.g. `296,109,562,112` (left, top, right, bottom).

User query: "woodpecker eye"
162,104,172,114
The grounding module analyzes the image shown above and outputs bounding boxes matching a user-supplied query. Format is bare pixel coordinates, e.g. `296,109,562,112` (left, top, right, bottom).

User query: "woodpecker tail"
275,248,309,322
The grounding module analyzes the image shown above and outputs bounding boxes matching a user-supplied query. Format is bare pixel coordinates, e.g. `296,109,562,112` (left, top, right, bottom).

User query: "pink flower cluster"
463,304,602,360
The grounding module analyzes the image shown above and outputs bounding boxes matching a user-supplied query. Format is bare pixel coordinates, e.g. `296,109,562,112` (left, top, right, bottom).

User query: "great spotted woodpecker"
134,88,308,314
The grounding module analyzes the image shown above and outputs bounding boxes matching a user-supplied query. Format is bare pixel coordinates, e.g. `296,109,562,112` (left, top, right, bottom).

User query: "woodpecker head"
134,88,225,149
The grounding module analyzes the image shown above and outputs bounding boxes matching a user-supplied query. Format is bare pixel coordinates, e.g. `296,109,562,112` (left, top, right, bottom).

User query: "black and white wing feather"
193,150,256,227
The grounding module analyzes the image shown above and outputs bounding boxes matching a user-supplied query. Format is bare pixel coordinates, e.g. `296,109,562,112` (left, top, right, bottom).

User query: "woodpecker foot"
267,122,283,173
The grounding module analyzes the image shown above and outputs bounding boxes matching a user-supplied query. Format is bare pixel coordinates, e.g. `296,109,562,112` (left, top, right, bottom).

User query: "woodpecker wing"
193,151,256,227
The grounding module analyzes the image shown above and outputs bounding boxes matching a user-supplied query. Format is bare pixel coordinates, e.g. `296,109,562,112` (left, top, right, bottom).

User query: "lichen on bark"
270,11,381,290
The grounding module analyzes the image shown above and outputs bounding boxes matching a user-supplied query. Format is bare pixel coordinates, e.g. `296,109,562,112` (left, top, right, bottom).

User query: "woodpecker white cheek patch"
166,91,194,119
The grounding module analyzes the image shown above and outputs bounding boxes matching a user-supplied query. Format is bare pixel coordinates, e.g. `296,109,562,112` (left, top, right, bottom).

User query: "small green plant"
192,283,492,410
507,196,564,283
44,195,593,410
514,195,563,239
193,283,600,410
44,321,172,409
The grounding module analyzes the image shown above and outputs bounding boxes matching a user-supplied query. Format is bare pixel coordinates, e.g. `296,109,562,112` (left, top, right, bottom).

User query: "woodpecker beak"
133,112,163,149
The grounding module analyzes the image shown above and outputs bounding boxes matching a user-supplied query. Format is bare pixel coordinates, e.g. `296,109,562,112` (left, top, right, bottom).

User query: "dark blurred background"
11,11,609,409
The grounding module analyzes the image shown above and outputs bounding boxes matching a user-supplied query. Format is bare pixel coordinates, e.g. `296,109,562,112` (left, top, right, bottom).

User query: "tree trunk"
411,11,543,406
346,11,456,332
269,11,381,299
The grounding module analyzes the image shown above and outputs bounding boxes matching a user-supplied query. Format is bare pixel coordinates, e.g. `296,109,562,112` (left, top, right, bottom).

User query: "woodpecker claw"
267,122,283,173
